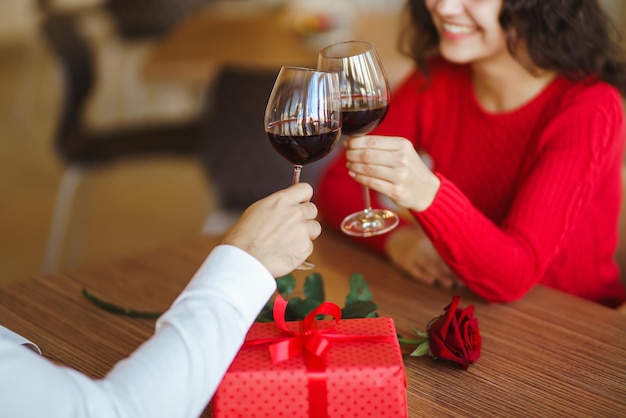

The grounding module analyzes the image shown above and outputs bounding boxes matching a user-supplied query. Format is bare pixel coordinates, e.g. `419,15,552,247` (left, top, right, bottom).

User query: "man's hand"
222,183,321,277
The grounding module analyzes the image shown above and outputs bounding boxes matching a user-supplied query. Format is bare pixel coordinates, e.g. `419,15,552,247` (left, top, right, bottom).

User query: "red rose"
427,295,481,370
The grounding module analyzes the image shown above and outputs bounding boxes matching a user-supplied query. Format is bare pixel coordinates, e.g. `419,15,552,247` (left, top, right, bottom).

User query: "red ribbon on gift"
243,295,395,418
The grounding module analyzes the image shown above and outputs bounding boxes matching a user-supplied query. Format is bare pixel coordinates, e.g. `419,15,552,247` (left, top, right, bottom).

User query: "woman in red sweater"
316,0,626,307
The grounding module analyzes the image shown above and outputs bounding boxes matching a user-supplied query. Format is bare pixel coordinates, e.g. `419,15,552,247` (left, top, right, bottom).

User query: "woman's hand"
222,183,321,277
345,135,440,212
385,225,463,288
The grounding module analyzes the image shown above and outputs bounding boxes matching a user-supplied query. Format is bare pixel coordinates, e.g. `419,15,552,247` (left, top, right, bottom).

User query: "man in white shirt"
0,183,321,418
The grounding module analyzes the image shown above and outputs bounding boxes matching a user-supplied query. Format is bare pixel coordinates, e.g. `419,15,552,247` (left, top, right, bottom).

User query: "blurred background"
0,0,624,287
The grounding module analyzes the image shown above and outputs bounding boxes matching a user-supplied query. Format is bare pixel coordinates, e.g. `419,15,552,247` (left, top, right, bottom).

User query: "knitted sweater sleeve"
414,87,625,303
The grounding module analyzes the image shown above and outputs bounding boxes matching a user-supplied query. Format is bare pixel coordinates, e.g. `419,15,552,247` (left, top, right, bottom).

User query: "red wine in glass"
266,120,341,166
341,96,389,136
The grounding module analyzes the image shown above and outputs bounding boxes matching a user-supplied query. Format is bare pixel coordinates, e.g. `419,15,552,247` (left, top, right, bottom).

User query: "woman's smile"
440,21,477,40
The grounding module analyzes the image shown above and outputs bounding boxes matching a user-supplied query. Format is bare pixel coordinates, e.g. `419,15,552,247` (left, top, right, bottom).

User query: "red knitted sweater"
316,59,626,307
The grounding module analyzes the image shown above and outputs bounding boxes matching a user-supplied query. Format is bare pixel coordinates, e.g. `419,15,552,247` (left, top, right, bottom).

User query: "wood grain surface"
1,230,624,417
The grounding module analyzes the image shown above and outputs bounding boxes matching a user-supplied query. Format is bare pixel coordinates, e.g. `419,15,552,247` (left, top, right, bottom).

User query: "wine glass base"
341,209,400,237
296,259,315,270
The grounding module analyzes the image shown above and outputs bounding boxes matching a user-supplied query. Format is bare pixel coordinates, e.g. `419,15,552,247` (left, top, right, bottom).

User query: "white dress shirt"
0,244,276,418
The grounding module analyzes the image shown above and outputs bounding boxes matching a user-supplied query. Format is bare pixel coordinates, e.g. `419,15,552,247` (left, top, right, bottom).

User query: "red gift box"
211,296,408,418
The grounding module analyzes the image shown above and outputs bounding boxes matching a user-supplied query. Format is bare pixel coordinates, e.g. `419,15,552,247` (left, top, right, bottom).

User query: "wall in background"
0,0,102,45
0,0,624,46
600,0,626,32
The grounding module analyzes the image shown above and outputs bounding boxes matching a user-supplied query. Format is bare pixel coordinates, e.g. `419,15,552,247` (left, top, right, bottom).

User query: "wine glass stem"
292,163,315,270
292,164,303,185
362,186,375,219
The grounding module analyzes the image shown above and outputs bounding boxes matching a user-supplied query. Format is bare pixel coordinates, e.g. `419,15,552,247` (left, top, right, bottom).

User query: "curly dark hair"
399,0,626,95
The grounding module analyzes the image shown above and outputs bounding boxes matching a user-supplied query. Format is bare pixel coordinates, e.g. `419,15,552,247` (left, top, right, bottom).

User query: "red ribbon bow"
243,295,394,418
267,295,341,365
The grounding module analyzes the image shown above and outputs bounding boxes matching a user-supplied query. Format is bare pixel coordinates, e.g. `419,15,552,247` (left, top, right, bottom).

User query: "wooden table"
142,2,413,87
1,230,625,417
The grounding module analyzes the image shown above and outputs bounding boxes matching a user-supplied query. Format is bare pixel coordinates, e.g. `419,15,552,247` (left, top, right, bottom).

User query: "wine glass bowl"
265,119,341,166
264,66,342,269
265,67,342,168
317,40,399,237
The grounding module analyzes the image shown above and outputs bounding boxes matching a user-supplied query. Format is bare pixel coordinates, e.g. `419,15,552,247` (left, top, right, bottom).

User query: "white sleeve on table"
0,244,276,418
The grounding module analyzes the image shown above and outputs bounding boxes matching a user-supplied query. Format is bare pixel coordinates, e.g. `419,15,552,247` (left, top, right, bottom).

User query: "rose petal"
426,296,480,370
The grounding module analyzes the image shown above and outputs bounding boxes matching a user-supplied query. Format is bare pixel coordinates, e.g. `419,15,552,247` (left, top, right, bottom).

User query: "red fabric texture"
315,58,626,307
211,316,407,418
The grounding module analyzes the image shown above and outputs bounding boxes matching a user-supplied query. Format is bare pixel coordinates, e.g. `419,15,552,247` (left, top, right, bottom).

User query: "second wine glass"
318,40,399,237
264,66,342,270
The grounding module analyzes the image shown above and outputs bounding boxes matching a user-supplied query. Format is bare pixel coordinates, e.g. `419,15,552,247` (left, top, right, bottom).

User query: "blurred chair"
104,0,210,40
200,66,333,234
40,13,211,273
13,0,210,136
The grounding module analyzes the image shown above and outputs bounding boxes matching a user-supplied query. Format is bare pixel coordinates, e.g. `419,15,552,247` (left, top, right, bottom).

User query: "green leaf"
82,288,162,319
412,327,428,338
341,300,378,319
345,273,373,306
398,337,428,345
254,272,379,323
410,342,430,357
303,273,324,302
286,297,321,321
275,274,296,297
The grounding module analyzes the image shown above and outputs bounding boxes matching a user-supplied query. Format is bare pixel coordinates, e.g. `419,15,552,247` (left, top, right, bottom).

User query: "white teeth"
442,23,473,34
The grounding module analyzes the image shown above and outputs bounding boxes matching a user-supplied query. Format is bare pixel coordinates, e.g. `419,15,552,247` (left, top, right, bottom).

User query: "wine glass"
264,66,342,270
317,40,400,237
